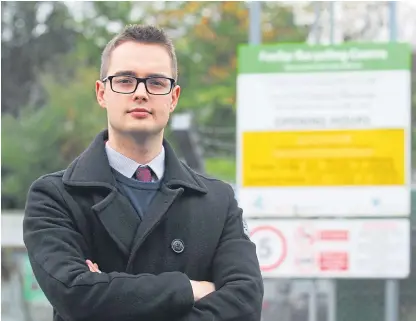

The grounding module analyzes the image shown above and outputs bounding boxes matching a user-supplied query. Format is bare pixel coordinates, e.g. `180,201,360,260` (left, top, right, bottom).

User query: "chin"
110,121,164,138
127,126,163,137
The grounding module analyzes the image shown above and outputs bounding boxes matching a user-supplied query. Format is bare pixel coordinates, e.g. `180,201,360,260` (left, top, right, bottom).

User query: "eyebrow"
112,70,171,78
113,70,137,77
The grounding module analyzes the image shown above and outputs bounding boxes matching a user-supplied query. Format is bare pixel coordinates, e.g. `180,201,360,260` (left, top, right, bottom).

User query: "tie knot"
135,166,153,182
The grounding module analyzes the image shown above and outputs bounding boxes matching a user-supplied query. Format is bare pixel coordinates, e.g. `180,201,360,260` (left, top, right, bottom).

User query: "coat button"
171,239,185,253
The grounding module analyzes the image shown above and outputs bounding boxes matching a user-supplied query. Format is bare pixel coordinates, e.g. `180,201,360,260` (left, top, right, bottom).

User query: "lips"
128,108,150,114
127,108,152,119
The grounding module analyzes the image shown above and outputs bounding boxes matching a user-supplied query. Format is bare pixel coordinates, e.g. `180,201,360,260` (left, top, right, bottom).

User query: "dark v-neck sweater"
112,169,161,219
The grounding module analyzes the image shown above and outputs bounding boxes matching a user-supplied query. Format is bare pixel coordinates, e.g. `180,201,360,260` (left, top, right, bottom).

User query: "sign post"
386,3,400,321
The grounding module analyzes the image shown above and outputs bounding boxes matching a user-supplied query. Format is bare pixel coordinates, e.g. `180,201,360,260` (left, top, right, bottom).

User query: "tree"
1,65,106,209
1,1,78,116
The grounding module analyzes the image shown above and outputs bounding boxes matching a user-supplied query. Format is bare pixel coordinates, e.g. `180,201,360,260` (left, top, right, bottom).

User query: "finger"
87,263,96,272
91,264,99,273
86,260,99,273
94,263,102,273
86,260,94,269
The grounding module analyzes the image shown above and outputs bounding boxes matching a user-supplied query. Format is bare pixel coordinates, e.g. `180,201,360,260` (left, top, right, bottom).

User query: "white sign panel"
236,43,412,217
2,212,24,247
247,218,410,279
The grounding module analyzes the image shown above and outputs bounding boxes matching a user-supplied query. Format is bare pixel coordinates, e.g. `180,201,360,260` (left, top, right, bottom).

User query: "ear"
96,80,107,109
170,85,181,113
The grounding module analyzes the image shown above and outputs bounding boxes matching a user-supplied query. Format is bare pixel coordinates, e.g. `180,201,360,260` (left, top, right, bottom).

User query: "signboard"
247,218,410,278
236,42,412,217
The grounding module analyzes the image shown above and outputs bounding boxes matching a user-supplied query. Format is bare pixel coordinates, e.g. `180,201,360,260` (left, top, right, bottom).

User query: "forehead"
107,41,172,77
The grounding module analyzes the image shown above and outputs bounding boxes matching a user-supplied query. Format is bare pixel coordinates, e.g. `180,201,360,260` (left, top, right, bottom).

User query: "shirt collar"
105,142,165,180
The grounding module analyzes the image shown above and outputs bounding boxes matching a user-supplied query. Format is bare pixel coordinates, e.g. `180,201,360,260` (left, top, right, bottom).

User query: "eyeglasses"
102,75,176,95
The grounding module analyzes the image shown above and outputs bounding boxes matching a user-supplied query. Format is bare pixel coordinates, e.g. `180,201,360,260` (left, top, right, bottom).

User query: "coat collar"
62,129,208,194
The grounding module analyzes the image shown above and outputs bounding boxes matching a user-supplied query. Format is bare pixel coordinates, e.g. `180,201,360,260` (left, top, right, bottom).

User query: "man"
23,24,264,321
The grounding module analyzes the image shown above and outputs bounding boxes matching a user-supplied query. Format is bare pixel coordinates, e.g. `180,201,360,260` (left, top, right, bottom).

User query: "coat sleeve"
177,184,264,321
23,176,195,321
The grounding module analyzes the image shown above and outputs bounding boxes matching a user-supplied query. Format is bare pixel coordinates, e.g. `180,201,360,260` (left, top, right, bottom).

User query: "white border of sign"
236,43,411,218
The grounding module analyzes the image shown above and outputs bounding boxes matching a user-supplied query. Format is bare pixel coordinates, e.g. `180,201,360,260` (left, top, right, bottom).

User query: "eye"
114,76,134,84
148,79,164,86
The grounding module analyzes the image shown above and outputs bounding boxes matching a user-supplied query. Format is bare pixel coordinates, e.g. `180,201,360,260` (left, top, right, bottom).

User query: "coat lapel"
62,130,141,257
126,184,184,272
92,190,141,257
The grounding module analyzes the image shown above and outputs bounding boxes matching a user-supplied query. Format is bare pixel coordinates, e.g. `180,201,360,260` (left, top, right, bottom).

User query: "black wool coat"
23,130,264,321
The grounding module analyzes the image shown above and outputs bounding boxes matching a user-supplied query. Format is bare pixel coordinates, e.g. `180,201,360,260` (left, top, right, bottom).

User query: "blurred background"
1,1,416,321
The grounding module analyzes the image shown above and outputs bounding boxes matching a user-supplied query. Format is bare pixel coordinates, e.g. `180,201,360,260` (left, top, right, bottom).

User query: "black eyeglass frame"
102,75,176,95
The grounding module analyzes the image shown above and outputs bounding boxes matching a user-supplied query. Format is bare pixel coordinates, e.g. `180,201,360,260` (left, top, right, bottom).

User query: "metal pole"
311,2,322,44
385,280,399,321
248,1,261,45
328,4,337,320
385,3,399,321
388,1,397,42
329,1,335,44
309,4,322,321
308,280,318,321
328,279,337,321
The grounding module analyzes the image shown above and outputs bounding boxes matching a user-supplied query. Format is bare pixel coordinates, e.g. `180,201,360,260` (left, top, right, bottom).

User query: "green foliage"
1,1,78,115
205,157,236,182
2,65,106,207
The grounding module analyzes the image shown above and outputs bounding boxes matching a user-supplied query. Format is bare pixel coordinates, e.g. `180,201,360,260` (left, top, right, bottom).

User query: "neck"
107,130,164,164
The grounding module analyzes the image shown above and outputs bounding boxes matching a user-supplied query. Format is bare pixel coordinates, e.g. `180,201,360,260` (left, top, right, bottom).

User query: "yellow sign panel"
242,129,405,187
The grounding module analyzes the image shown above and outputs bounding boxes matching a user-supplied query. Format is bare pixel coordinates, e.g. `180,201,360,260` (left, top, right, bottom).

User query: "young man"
23,24,263,321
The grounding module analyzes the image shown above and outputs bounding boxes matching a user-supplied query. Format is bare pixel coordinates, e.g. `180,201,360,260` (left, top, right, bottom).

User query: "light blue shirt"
105,142,165,181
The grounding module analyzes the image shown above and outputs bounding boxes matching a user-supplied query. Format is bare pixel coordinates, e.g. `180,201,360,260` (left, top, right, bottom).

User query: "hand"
190,280,215,301
86,259,101,273
86,261,215,300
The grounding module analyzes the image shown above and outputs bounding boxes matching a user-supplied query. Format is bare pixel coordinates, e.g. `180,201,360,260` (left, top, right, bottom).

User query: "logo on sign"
253,196,263,210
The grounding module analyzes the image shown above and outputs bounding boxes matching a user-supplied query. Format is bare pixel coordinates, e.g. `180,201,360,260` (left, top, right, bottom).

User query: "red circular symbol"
250,225,287,272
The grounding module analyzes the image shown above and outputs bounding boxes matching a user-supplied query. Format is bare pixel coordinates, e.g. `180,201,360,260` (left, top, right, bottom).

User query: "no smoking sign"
250,225,287,272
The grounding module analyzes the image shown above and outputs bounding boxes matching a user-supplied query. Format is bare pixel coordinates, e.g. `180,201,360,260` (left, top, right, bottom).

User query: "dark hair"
100,24,178,81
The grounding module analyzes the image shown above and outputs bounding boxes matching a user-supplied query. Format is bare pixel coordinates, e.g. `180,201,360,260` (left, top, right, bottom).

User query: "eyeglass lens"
111,76,172,94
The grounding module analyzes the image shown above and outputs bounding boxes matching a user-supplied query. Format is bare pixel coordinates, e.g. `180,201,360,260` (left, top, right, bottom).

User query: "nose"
133,82,148,101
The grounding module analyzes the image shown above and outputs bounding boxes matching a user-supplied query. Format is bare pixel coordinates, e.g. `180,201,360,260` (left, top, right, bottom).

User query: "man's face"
96,41,180,138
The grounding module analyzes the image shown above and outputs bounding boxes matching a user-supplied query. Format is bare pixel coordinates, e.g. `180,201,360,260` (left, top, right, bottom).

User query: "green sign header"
238,42,411,74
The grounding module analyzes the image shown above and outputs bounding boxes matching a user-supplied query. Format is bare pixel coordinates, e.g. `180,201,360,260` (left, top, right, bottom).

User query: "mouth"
128,108,151,114
127,108,152,119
